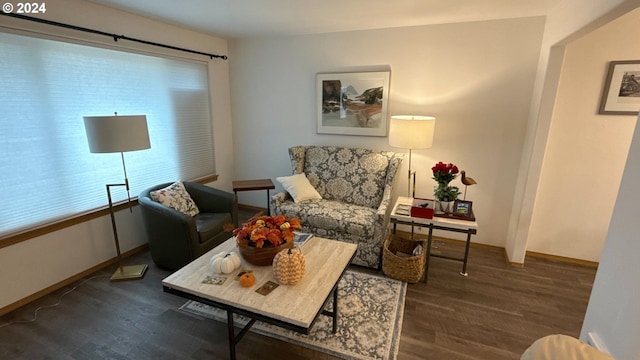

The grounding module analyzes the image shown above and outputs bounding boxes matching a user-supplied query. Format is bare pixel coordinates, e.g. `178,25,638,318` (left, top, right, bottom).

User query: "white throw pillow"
150,181,200,216
276,173,322,203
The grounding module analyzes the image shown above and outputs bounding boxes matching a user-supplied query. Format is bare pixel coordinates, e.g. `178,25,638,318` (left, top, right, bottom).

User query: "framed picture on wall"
316,71,390,136
599,60,640,115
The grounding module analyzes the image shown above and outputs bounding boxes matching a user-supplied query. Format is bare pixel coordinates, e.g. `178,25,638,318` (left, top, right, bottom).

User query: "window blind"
0,31,215,237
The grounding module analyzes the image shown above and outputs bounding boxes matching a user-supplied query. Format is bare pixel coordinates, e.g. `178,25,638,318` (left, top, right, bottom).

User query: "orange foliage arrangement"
231,214,302,248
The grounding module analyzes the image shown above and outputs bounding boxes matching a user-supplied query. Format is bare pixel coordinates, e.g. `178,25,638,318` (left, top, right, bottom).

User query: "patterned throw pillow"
150,181,200,216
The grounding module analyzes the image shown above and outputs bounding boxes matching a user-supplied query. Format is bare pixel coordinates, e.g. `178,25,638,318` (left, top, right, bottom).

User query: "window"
0,30,215,238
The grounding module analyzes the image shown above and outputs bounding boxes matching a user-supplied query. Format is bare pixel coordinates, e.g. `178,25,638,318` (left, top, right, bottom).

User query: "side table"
389,196,478,283
232,179,275,218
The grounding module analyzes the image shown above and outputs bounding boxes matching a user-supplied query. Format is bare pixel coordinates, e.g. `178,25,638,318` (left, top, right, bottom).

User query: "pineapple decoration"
272,248,306,285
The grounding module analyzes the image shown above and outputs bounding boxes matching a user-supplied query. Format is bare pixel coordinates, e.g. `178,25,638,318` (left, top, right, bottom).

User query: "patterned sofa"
272,146,403,268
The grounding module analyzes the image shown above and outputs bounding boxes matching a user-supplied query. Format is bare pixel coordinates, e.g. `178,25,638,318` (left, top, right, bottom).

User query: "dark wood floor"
0,209,596,360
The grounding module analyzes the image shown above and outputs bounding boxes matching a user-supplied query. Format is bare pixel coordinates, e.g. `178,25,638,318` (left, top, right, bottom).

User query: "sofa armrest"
377,152,404,224
376,185,394,223
271,191,291,211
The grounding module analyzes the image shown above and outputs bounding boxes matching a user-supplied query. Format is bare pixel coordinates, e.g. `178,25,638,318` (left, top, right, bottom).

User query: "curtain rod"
0,12,228,60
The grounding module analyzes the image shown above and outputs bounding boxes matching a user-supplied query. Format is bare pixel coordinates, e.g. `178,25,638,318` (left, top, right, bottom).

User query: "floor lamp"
84,114,151,281
388,115,436,198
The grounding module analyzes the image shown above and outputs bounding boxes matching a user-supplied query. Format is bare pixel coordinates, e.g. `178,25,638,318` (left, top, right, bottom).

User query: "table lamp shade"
388,115,436,149
84,115,150,153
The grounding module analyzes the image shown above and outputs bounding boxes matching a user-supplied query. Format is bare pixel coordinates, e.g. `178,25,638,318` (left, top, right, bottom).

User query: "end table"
232,179,275,218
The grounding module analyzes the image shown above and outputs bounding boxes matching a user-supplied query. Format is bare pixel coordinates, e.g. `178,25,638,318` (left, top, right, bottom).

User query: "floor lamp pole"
106,152,148,281
407,148,416,198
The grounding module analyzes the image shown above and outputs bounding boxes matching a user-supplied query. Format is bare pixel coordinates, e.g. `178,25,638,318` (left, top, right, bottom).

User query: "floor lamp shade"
388,115,436,149
389,115,436,198
83,115,150,153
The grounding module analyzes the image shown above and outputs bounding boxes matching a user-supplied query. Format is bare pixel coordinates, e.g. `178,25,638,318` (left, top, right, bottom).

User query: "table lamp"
389,115,436,198
84,113,151,281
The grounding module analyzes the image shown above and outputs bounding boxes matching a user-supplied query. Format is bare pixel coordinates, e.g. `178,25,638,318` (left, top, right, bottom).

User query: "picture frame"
317,71,390,136
453,200,473,217
599,60,640,115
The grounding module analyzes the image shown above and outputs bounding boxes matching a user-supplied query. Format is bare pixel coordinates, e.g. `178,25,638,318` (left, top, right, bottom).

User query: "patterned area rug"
179,270,406,360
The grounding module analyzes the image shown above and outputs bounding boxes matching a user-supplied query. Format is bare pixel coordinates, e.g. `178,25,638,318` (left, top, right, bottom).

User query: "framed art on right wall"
599,60,640,115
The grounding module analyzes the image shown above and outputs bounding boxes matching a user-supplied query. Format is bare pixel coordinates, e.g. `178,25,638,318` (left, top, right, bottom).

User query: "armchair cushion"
194,212,230,244
276,173,322,203
149,181,200,216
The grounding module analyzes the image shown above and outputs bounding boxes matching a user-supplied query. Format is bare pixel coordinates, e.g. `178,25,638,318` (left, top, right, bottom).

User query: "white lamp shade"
388,115,436,149
84,115,151,153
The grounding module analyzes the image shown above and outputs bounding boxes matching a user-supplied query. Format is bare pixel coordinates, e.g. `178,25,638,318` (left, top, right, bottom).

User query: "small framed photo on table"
453,200,473,217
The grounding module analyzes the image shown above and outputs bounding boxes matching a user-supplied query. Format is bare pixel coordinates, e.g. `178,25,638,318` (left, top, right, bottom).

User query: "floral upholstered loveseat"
272,146,403,268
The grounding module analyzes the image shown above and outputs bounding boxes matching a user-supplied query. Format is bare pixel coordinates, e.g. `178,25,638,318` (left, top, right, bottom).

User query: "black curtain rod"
1,12,228,60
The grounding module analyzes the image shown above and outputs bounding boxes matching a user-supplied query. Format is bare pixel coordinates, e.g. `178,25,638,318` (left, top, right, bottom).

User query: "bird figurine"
460,170,477,200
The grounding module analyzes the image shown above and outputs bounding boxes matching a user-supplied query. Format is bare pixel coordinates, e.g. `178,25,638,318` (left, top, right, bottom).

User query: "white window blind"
0,31,215,238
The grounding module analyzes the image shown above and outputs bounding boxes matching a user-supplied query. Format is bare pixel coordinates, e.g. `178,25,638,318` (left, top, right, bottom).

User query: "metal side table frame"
389,196,478,282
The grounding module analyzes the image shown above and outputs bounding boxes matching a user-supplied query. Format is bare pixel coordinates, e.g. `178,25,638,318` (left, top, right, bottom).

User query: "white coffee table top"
162,236,357,329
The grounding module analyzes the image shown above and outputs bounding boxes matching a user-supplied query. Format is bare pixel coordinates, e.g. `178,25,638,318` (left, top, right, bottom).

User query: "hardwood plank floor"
0,210,596,359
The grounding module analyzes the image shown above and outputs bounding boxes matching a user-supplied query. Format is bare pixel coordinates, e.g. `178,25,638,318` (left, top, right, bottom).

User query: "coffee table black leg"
332,287,338,333
227,310,236,360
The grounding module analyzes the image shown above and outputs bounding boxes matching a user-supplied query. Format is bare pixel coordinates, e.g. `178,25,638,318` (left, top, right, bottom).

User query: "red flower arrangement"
432,161,459,185
232,214,302,248
432,161,461,202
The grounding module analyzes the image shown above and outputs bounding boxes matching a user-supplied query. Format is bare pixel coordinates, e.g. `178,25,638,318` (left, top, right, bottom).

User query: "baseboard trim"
525,250,599,268
238,203,267,213
504,248,598,268
0,244,149,317
392,229,597,268
504,249,525,268
392,230,500,250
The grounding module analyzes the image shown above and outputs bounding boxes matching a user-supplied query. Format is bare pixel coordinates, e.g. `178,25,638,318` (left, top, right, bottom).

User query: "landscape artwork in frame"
317,71,390,136
599,60,640,115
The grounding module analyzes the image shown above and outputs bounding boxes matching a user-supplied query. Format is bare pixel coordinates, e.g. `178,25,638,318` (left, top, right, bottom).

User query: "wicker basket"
382,235,425,283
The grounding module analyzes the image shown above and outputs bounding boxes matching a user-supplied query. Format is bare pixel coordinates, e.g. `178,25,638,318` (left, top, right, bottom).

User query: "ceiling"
89,0,562,39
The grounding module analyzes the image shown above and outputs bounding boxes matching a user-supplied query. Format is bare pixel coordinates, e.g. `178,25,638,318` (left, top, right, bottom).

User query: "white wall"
228,18,545,246
505,0,640,263
0,0,233,310
527,8,639,261
580,113,640,359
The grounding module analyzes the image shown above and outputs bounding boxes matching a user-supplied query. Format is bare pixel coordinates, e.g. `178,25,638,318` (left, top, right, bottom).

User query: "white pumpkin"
209,251,241,274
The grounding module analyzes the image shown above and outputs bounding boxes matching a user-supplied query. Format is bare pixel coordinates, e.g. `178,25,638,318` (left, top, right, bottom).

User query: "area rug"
179,270,406,360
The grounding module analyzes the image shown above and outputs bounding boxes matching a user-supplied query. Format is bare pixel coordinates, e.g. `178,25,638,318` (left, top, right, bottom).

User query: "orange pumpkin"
239,272,255,287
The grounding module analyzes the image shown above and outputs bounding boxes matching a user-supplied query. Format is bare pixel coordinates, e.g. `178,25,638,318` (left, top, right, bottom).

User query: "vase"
436,200,454,214
442,201,454,213
239,241,293,266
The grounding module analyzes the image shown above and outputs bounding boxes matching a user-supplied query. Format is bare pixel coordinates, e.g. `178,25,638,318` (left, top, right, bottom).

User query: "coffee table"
162,236,357,360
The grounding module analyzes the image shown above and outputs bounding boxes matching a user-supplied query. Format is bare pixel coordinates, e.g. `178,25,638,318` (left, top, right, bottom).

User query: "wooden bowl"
239,241,293,266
